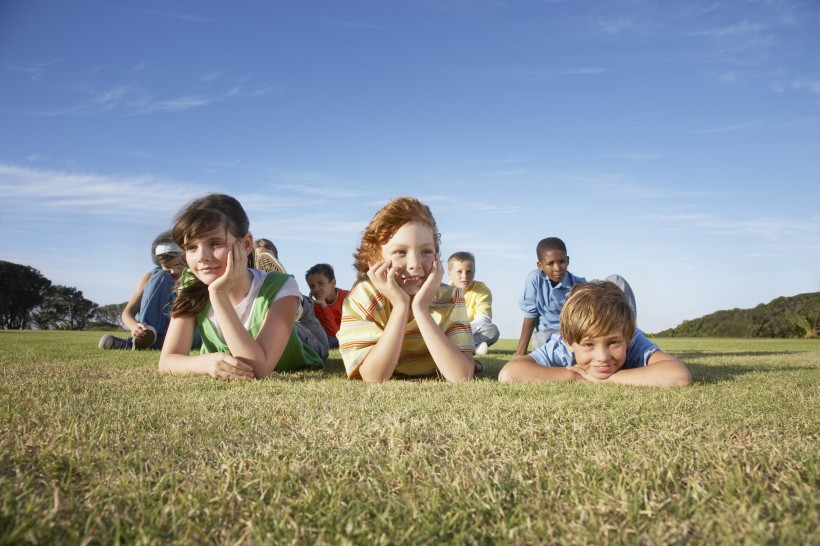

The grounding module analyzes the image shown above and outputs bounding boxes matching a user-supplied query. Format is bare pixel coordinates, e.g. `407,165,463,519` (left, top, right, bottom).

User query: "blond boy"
499,281,691,387
448,251,500,355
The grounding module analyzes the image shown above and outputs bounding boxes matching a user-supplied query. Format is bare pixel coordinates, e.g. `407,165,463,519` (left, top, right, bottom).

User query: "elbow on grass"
497,366,518,384
668,367,693,387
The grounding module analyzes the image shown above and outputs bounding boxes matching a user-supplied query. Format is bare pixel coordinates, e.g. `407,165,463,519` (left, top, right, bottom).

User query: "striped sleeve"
434,286,475,356
338,281,388,379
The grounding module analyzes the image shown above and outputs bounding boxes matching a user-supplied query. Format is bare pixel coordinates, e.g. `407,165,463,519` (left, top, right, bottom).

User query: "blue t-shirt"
530,329,659,368
518,269,586,331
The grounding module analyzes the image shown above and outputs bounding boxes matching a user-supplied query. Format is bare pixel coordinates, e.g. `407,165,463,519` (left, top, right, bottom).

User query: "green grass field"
1,331,818,545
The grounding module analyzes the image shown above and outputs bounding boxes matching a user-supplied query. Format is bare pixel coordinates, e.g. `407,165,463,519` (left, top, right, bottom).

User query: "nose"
405,251,422,273
593,346,610,362
193,245,212,263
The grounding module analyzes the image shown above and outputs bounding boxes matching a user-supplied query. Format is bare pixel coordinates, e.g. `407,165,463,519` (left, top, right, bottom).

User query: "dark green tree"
0,261,52,329
92,302,127,330
33,285,99,330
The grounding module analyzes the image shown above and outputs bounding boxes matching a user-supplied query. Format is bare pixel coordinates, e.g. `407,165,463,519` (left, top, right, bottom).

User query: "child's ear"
330,278,337,288
243,233,254,254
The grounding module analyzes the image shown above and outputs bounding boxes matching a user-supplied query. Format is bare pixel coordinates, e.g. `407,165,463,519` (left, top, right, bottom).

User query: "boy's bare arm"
499,355,582,383
514,317,538,355
605,351,692,387
122,271,152,338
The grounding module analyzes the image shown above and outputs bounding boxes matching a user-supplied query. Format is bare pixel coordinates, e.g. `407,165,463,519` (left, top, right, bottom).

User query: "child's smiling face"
183,227,250,285
379,222,436,297
567,332,628,380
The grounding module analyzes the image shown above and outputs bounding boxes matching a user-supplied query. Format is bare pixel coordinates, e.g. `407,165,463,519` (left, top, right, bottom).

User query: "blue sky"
2,0,819,338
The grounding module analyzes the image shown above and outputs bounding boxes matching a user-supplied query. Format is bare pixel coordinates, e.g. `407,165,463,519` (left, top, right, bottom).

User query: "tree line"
4,259,818,337
652,291,820,339
0,261,124,331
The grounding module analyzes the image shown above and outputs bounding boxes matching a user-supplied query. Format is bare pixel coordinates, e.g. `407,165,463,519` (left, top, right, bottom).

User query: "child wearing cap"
99,230,190,350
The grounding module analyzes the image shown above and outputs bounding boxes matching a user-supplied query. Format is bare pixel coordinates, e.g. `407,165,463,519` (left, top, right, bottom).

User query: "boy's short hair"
306,263,335,282
536,237,567,261
447,251,475,270
559,280,635,344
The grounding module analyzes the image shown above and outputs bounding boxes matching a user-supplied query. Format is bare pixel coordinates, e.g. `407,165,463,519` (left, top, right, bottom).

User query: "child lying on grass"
158,193,324,380
500,280,691,387
337,196,474,382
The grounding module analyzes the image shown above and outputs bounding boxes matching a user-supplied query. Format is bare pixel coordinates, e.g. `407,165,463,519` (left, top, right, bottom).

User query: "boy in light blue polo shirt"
514,237,637,355
514,237,585,355
500,281,691,387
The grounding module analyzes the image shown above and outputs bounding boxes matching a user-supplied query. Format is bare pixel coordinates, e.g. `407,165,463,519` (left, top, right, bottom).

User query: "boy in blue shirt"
514,237,586,355
515,237,637,355
500,281,691,387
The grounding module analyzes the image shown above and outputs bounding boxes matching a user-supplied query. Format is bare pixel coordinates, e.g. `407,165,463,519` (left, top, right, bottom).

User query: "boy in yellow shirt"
447,252,500,355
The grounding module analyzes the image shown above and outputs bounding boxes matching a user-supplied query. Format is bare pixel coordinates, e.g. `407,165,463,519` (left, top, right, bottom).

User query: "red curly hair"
353,197,441,280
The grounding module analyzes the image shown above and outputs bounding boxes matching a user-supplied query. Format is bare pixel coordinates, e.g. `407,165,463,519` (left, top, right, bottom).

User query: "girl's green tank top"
195,271,323,371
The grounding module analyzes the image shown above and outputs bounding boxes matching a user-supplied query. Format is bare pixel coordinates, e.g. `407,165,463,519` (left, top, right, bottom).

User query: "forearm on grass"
413,309,473,382
607,351,692,387
158,315,207,375
211,293,299,378
499,355,582,384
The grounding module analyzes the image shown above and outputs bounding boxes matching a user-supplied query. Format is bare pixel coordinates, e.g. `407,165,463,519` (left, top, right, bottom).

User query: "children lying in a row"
147,193,689,387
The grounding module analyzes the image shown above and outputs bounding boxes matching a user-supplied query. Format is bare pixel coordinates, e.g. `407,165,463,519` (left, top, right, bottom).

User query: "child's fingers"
214,354,254,380
367,260,389,285
228,356,254,373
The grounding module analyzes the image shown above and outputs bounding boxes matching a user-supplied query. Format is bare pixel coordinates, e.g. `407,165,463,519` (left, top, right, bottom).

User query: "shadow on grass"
673,350,801,358
321,352,811,385
686,362,811,384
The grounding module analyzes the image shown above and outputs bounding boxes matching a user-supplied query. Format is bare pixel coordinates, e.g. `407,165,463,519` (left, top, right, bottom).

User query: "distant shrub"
653,292,820,338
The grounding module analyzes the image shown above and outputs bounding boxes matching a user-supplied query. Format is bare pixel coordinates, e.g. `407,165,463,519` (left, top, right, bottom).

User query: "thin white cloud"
571,173,724,200
129,61,154,73
604,152,663,161
270,181,366,200
147,96,210,112
199,71,224,83
561,67,608,75
791,79,820,95
414,194,520,215
482,169,527,177
695,120,765,134
0,163,206,219
1,60,58,82
315,19,384,31
646,211,820,242
123,7,211,23
481,66,607,82
596,17,638,35
692,20,768,40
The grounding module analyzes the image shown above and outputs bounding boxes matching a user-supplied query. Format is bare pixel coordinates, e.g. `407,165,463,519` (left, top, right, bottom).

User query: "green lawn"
1,331,818,545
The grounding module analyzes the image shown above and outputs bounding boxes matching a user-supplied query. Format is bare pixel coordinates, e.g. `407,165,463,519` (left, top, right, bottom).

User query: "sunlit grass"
1,331,818,544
